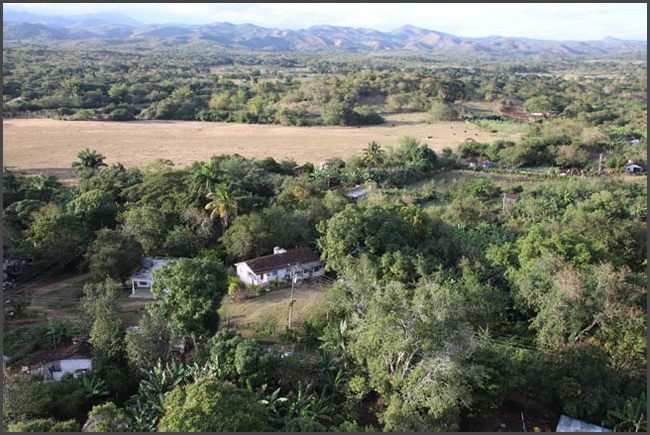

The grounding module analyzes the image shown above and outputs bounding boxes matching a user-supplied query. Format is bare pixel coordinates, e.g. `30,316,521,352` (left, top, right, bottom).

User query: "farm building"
27,358,92,381
528,111,557,121
468,159,495,170
343,182,377,201
625,162,645,174
235,247,324,286
130,257,177,296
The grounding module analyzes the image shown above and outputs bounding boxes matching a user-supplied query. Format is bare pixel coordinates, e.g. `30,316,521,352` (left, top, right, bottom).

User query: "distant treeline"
3,44,647,130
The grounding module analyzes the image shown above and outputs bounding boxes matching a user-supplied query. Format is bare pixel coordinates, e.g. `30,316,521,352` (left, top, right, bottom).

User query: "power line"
9,252,82,292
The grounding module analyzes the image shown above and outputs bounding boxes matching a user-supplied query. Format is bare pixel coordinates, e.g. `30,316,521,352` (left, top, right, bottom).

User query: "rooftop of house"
131,257,177,281
344,182,377,199
344,186,370,199
236,247,321,274
556,415,611,432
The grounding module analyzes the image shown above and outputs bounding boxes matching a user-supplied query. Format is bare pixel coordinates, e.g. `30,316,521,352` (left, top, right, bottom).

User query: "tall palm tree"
205,184,237,229
362,141,385,167
192,162,220,196
72,148,107,171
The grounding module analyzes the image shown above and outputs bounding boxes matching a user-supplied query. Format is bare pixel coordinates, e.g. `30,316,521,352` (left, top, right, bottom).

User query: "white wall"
237,262,324,286
236,263,259,285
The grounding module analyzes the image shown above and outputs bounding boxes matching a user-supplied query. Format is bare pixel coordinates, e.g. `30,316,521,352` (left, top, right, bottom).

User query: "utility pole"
288,263,300,329
598,153,603,175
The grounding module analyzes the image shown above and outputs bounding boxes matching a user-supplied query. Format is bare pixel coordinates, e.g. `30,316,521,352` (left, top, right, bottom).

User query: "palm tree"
72,148,107,172
28,173,61,202
192,162,220,196
362,141,385,167
30,173,61,192
205,184,238,229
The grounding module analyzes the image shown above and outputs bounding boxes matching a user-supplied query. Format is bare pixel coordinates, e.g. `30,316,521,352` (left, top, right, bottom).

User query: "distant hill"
2,11,646,56
3,9,141,27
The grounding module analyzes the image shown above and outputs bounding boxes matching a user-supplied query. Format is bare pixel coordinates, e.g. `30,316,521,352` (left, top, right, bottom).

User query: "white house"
235,247,324,286
130,257,177,296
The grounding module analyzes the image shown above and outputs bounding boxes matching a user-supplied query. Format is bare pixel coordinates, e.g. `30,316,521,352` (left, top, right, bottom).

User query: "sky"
4,3,648,41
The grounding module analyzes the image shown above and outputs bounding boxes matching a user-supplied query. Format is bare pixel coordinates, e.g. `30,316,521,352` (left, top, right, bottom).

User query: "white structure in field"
343,182,377,202
130,257,177,295
235,247,324,286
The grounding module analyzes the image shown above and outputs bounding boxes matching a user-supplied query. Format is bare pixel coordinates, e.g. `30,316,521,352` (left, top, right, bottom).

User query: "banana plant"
259,386,289,426
607,394,647,432
81,374,109,400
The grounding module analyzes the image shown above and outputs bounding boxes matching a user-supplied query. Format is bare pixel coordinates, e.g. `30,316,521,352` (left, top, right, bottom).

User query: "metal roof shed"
556,415,611,432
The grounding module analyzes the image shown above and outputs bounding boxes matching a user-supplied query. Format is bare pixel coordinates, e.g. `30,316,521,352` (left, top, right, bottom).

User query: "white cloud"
4,2,647,40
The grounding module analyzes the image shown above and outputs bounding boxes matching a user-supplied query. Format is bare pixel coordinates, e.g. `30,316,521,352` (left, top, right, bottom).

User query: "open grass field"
219,281,328,340
3,112,512,182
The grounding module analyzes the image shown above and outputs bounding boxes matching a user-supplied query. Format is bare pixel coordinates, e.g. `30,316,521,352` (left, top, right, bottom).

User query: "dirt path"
23,273,90,320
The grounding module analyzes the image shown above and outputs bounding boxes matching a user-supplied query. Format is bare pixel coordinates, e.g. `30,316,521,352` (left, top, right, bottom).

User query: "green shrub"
228,276,241,295
246,284,265,296
37,320,81,349
70,109,96,120
253,318,279,338
7,418,79,432
106,107,135,121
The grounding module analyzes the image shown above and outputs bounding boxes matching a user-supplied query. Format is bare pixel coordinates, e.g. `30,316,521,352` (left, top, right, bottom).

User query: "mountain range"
3,8,646,56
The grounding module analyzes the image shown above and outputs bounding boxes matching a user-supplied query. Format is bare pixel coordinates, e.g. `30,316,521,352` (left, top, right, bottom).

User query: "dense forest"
3,134,647,431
